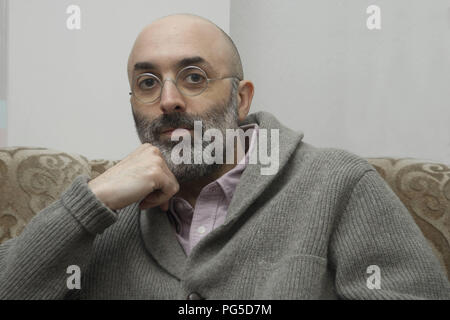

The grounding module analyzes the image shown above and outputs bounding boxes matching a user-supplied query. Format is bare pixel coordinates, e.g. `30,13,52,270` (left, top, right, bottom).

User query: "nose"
159,79,186,114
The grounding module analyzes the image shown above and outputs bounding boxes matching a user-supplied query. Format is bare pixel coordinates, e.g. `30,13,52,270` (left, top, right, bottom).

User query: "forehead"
130,19,230,74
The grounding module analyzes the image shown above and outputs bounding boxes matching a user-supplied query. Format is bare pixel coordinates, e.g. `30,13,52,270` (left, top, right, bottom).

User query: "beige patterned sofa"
0,146,449,280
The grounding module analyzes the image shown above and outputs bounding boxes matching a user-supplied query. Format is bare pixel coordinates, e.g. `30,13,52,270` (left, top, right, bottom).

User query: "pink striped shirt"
167,123,259,256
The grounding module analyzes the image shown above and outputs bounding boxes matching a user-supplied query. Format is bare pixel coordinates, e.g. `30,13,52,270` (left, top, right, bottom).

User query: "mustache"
148,112,206,135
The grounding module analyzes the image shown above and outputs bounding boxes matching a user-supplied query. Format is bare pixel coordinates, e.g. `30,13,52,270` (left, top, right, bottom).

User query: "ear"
236,80,254,122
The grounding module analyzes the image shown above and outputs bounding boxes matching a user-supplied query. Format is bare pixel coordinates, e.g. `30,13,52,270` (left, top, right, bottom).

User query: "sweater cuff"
61,174,118,235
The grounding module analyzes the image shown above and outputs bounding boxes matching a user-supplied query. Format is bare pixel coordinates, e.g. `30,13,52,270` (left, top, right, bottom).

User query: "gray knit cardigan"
0,111,449,299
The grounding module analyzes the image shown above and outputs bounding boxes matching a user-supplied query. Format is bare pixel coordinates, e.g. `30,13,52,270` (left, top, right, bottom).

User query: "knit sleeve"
0,174,118,299
329,170,450,300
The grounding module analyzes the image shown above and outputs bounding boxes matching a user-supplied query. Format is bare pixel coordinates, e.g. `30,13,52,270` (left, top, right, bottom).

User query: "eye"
138,77,158,90
185,73,206,84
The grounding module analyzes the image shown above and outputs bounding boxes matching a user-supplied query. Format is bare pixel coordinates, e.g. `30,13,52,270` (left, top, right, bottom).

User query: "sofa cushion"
368,158,450,280
0,147,91,243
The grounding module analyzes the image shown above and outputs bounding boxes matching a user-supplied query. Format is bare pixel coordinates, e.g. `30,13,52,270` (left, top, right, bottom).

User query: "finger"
152,173,179,204
139,191,162,209
140,171,178,210
140,189,173,210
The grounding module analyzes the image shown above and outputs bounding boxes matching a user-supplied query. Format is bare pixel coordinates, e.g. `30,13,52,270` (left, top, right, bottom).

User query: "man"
0,14,449,300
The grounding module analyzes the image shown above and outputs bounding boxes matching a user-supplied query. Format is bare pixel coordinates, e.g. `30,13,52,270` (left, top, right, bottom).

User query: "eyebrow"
133,56,213,74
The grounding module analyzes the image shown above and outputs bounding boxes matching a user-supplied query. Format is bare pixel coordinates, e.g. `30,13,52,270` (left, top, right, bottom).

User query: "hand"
87,143,179,212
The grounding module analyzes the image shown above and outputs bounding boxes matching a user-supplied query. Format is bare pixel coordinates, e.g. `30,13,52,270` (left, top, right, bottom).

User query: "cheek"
184,97,209,114
131,100,159,118
190,88,229,112
131,106,154,125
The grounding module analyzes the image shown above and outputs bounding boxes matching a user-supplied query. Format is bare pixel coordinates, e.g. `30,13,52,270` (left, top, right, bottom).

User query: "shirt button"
187,292,204,300
197,226,206,234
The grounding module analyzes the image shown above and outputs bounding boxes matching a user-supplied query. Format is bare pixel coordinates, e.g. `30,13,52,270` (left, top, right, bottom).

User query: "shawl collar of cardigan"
139,111,304,280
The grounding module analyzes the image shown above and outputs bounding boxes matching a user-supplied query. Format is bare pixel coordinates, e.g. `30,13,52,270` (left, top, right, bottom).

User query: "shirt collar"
216,123,259,202
168,123,259,222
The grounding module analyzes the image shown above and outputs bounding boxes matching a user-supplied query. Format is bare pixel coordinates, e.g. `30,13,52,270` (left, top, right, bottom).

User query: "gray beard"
132,90,239,183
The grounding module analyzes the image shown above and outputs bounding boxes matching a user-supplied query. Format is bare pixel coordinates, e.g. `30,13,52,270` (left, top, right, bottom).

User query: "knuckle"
146,166,163,181
145,174,157,189
153,156,164,166
145,166,157,177
151,146,162,155
140,143,152,150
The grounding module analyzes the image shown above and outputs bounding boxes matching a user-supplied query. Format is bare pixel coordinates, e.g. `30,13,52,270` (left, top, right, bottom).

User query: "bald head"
127,14,243,87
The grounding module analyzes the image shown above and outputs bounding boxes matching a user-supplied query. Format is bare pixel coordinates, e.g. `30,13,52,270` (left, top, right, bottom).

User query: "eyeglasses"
129,65,241,104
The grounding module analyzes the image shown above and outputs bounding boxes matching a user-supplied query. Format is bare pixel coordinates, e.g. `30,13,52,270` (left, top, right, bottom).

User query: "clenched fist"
87,143,179,212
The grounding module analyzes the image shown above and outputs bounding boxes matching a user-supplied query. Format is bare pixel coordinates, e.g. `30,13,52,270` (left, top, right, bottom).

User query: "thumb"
139,190,170,210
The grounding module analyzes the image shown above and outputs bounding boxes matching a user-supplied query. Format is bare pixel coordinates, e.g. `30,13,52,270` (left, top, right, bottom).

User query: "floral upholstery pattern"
0,147,118,244
0,147,448,280
367,158,450,280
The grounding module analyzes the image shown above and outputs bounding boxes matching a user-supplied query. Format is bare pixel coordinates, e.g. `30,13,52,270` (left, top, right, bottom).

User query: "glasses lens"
134,74,161,103
176,67,207,96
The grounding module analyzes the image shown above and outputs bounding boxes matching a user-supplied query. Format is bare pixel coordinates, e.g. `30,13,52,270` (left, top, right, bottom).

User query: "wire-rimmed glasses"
129,65,240,104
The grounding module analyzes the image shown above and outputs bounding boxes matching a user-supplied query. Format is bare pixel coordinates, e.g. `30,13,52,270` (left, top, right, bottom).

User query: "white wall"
6,0,230,160
0,0,7,146
6,0,450,163
230,0,450,163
